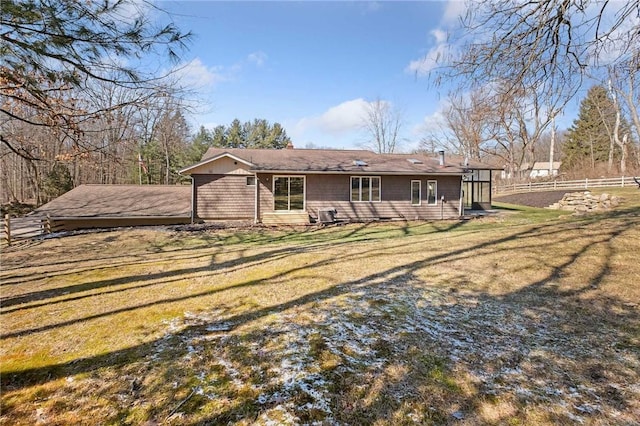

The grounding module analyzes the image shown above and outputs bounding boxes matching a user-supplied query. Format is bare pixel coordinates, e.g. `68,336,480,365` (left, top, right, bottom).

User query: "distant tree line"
1,113,292,205
192,118,292,153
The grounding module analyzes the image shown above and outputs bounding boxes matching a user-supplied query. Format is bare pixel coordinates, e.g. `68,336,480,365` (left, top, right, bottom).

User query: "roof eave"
179,152,255,175
250,169,467,176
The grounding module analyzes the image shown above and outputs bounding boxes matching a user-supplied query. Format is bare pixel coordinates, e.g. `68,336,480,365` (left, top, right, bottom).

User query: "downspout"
190,176,195,224
459,179,464,217
254,173,258,224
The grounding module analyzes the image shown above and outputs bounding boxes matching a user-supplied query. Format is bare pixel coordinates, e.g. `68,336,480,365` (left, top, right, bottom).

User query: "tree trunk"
549,119,556,175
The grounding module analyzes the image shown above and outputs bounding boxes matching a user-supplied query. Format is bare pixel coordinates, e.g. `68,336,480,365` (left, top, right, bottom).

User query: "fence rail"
494,176,639,195
3,214,46,245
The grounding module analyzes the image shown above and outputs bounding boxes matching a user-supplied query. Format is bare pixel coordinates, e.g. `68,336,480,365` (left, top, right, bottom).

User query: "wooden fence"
494,176,639,195
2,215,65,246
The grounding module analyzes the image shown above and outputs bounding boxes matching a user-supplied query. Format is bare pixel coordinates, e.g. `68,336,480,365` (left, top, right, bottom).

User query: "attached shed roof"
31,184,191,218
180,148,497,176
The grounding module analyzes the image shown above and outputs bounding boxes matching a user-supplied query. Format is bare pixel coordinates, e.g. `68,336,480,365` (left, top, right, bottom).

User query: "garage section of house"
180,146,498,224
30,184,192,231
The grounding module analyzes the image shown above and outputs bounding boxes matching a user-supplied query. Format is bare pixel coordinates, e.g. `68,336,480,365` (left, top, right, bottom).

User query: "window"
464,168,492,209
246,176,256,186
274,176,305,211
350,176,380,202
427,180,437,205
411,180,421,206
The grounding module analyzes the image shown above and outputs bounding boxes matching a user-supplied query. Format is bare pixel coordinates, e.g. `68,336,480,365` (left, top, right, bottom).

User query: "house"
528,161,562,178
500,161,562,179
179,147,497,225
30,184,191,231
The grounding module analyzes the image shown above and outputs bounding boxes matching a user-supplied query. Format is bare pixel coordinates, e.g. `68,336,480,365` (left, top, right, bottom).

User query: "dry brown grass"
1,190,639,425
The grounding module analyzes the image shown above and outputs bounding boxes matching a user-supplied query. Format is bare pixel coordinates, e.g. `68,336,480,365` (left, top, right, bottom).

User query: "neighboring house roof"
519,161,562,171
31,184,191,218
180,148,498,176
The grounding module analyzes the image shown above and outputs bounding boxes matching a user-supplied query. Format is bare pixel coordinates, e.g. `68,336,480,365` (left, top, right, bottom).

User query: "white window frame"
411,180,421,206
273,175,306,211
427,180,438,205
350,176,381,203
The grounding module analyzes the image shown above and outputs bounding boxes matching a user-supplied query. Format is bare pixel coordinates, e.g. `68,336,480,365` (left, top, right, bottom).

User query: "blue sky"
154,1,464,151
157,1,581,152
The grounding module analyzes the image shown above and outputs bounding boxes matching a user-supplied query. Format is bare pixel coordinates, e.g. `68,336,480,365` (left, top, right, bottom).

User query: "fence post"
585,178,589,189
46,215,51,234
622,176,625,187
4,214,10,246
554,180,557,189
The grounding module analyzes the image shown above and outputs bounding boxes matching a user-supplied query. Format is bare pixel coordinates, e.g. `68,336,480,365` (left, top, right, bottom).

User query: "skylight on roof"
353,160,368,166
407,158,423,164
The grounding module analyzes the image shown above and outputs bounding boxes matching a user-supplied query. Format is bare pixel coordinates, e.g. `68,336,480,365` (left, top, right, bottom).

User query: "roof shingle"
182,148,494,175
31,185,191,218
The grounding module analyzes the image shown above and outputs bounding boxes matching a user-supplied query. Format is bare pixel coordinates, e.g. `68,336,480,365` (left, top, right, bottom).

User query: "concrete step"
262,211,310,225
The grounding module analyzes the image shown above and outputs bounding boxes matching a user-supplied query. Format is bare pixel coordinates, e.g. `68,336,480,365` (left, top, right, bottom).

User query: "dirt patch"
494,190,569,208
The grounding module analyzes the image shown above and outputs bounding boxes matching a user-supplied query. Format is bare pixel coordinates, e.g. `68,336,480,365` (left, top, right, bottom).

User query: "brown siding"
49,217,191,231
194,174,255,220
257,173,274,221
306,175,461,221
256,173,461,222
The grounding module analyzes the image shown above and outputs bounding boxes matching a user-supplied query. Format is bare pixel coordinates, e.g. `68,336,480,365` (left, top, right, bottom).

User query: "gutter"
190,175,196,224
41,215,192,220
254,173,258,224
248,169,467,176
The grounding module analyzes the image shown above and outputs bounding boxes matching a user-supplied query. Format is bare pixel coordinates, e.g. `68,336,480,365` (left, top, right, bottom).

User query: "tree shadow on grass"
1,208,639,424
0,216,584,339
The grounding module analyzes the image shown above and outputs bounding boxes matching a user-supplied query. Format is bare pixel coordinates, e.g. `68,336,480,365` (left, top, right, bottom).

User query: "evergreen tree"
564,85,632,172
211,125,227,148
189,126,213,164
212,119,291,149
226,119,245,148
42,163,73,201
265,122,291,149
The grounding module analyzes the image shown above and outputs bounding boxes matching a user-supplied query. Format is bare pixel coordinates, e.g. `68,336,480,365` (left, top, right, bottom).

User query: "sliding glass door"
274,176,305,211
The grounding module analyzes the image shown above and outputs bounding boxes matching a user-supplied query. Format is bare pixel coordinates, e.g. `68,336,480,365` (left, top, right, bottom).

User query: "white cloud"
174,58,227,89
431,28,447,44
412,97,453,138
247,51,267,67
405,0,465,77
442,0,467,25
172,50,269,92
405,32,451,76
296,98,372,135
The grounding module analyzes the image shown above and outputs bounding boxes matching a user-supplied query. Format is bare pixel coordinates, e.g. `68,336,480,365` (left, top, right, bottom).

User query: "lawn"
1,188,639,425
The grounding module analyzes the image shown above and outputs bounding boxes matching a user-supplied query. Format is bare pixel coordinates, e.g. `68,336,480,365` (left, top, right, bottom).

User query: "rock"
452,411,465,420
556,191,621,214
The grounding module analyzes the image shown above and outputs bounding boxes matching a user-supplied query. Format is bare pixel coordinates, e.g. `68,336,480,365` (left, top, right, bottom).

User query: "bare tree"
607,54,640,170
361,98,403,153
444,88,496,160
1,0,190,160
433,1,640,107
607,81,630,174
